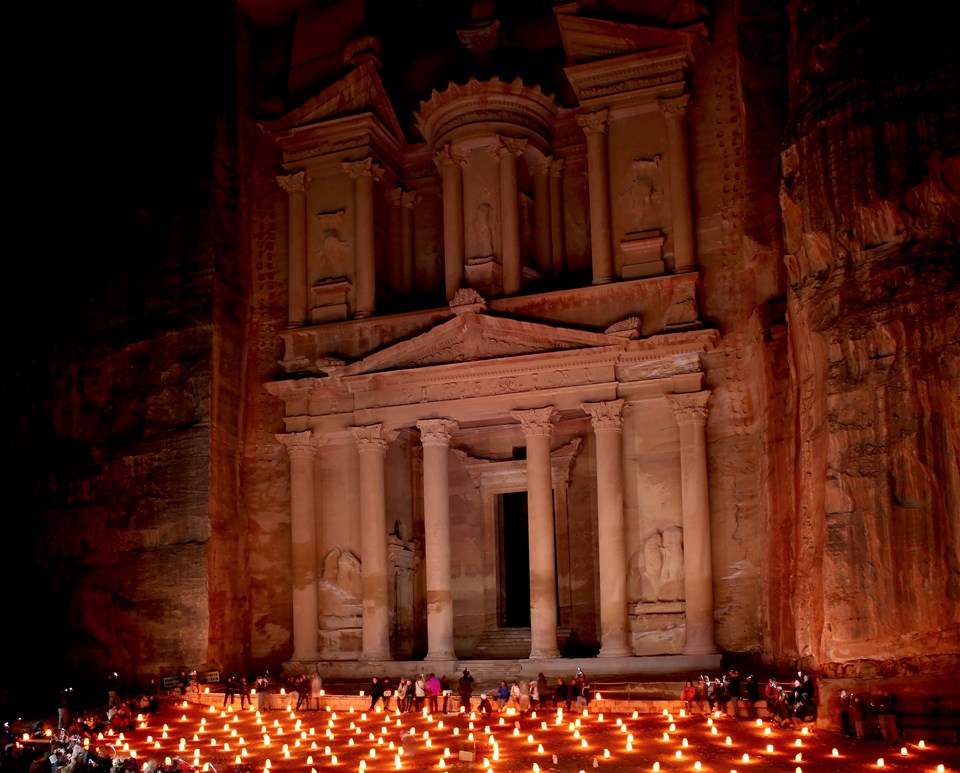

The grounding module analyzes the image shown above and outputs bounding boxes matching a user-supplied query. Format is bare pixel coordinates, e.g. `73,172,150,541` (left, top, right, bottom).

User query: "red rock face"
775,2,960,675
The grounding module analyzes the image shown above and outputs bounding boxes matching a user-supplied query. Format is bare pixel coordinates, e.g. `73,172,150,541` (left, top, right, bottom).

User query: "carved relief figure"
314,210,352,276
632,527,684,602
627,155,664,229
473,202,496,257
321,546,363,600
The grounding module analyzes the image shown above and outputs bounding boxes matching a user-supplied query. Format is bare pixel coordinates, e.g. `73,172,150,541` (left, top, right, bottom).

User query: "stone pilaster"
277,430,319,661
530,155,553,274
417,418,459,661
549,158,566,276
583,399,632,657
667,391,716,654
277,171,308,327
351,423,392,660
400,190,417,295
576,110,613,284
495,136,527,295
511,407,559,658
343,158,384,318
434,145,466,300
659,96,697,274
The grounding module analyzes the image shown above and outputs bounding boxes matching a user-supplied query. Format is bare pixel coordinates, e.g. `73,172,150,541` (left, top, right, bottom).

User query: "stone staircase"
470,627,573,659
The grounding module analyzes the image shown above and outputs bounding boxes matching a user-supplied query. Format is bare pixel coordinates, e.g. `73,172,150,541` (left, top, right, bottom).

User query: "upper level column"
511,407,560,659
417,418,459,661
342,158,384,318
530,155,553,275
400,190,417,295
549,158,566,276
434,145,466,301
496,136,528,296
659,95,697,274
583,399,632,657
277,430,319,662
576,109,613,284
277,171,308,327
351,423,392,660
667,391,716,654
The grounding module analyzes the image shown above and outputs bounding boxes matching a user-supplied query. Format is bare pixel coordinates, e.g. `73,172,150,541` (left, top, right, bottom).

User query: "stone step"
471,628,573,659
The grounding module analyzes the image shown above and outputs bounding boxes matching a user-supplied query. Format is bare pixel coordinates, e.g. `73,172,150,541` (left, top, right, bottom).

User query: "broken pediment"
333,310,626,377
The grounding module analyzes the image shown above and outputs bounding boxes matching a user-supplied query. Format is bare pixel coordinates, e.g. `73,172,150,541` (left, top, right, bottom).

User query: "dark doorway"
498,491,531,627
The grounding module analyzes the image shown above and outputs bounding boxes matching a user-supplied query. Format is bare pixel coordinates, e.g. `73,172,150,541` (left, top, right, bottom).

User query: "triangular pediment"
334,311,625,377
267,59,405,143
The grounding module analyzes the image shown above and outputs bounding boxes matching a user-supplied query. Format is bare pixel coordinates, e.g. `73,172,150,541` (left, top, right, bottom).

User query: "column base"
360,651,392,662
353,310,373,319
591,276,612,285
598,643,634,658
424,651,456,662
528,648,560,659
683,645,718,656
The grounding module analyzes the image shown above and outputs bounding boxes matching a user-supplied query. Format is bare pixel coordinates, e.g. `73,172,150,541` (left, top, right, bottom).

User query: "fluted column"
659,95,697,273
496,136,527,295
434,145,466,300
667,391,716,654
549,158,566,276
400,190,417,295
351,423,392,660
417,418,459,661
530,155,553,274
277,172,308,327
511,407,559,658
577,110,613,284
583,400,632,656
277,431,318,661
343,158,384,318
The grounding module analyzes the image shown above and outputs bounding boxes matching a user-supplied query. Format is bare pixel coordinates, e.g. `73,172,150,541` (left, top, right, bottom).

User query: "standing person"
680,680,697,713
381,678,394,711
727,670,741,718
457,669,474,713
368,676,385,711
496,681,510,711
255,674,269,712
850,694,866,738
878,691,898,741
764,678,779,718
440,675,451,714
223,675,237,707
518,680,532,715
396,679,409,713
839,690,852,736
179,671,189,696
239,678,249,710
695,678,710,715
310,672,323,711
414,674,426,712
295,676,308,711
554,678,569,710
426,673,441,714
744,675,759,719
536,673,549,710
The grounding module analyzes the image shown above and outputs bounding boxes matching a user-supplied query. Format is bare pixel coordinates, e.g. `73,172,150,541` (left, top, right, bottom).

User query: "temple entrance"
498,491,531,628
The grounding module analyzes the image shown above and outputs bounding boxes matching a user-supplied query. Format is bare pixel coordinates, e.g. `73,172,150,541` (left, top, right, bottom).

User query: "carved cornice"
495,135,528,158
417,418,459,447
511,406,557,437
576,109,609,136
342,157,384,181
583,399,625,431
667,391,710,424
351,423,389,452
277,171,306,195
277,430,316,459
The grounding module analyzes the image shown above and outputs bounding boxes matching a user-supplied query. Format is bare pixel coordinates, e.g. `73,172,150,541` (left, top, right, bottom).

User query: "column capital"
417,418,459,447
276,171,306,194
576,109,609,136
528,154,553,178
433,144,467,170
549,158,565,177
351,423,389,453
667,391,710,424
342,157,384,182
400,190,418,209
495,135,528,159
658,94,691,119
386,187,402,206
277,430,316,459
511,407,557,437
582,399,625,432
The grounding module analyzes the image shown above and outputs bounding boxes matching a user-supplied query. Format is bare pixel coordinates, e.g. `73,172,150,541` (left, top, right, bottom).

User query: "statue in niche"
628,155,663,226
473,201,495,258
321,546,363,600
314,210,351,275
633,526,684,602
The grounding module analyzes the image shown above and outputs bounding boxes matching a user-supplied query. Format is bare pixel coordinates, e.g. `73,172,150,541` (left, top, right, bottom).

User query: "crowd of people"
679,670,818,727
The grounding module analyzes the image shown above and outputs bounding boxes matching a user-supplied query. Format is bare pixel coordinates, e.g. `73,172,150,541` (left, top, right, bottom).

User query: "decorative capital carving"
658,94,691,119
667,391,710,424
277,430,316,459
351,423,389,453
576,109,608,136
511,407,557,437
583,399,625,432
449,287,487,315
276,171,306,195
549,158,565,177
433,144,467,171
342,157,384,182
400,190,418,209
495,135,528,159
386,187,402,206
528,154,553,178
417,418,459,447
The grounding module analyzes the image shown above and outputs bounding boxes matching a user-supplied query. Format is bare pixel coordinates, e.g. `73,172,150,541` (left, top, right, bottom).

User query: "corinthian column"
400,190,417,295
417,418,459,661
496,136,527,296
277,431,319,662
343,158,384,318
583,400,632,657
667,391,716,654
434,145,466,300
530,155,552,274
511,407,559,659
351,424,392,660
576,110,613,284
659,96,697,273
277,172,308,327
549,159,566,276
